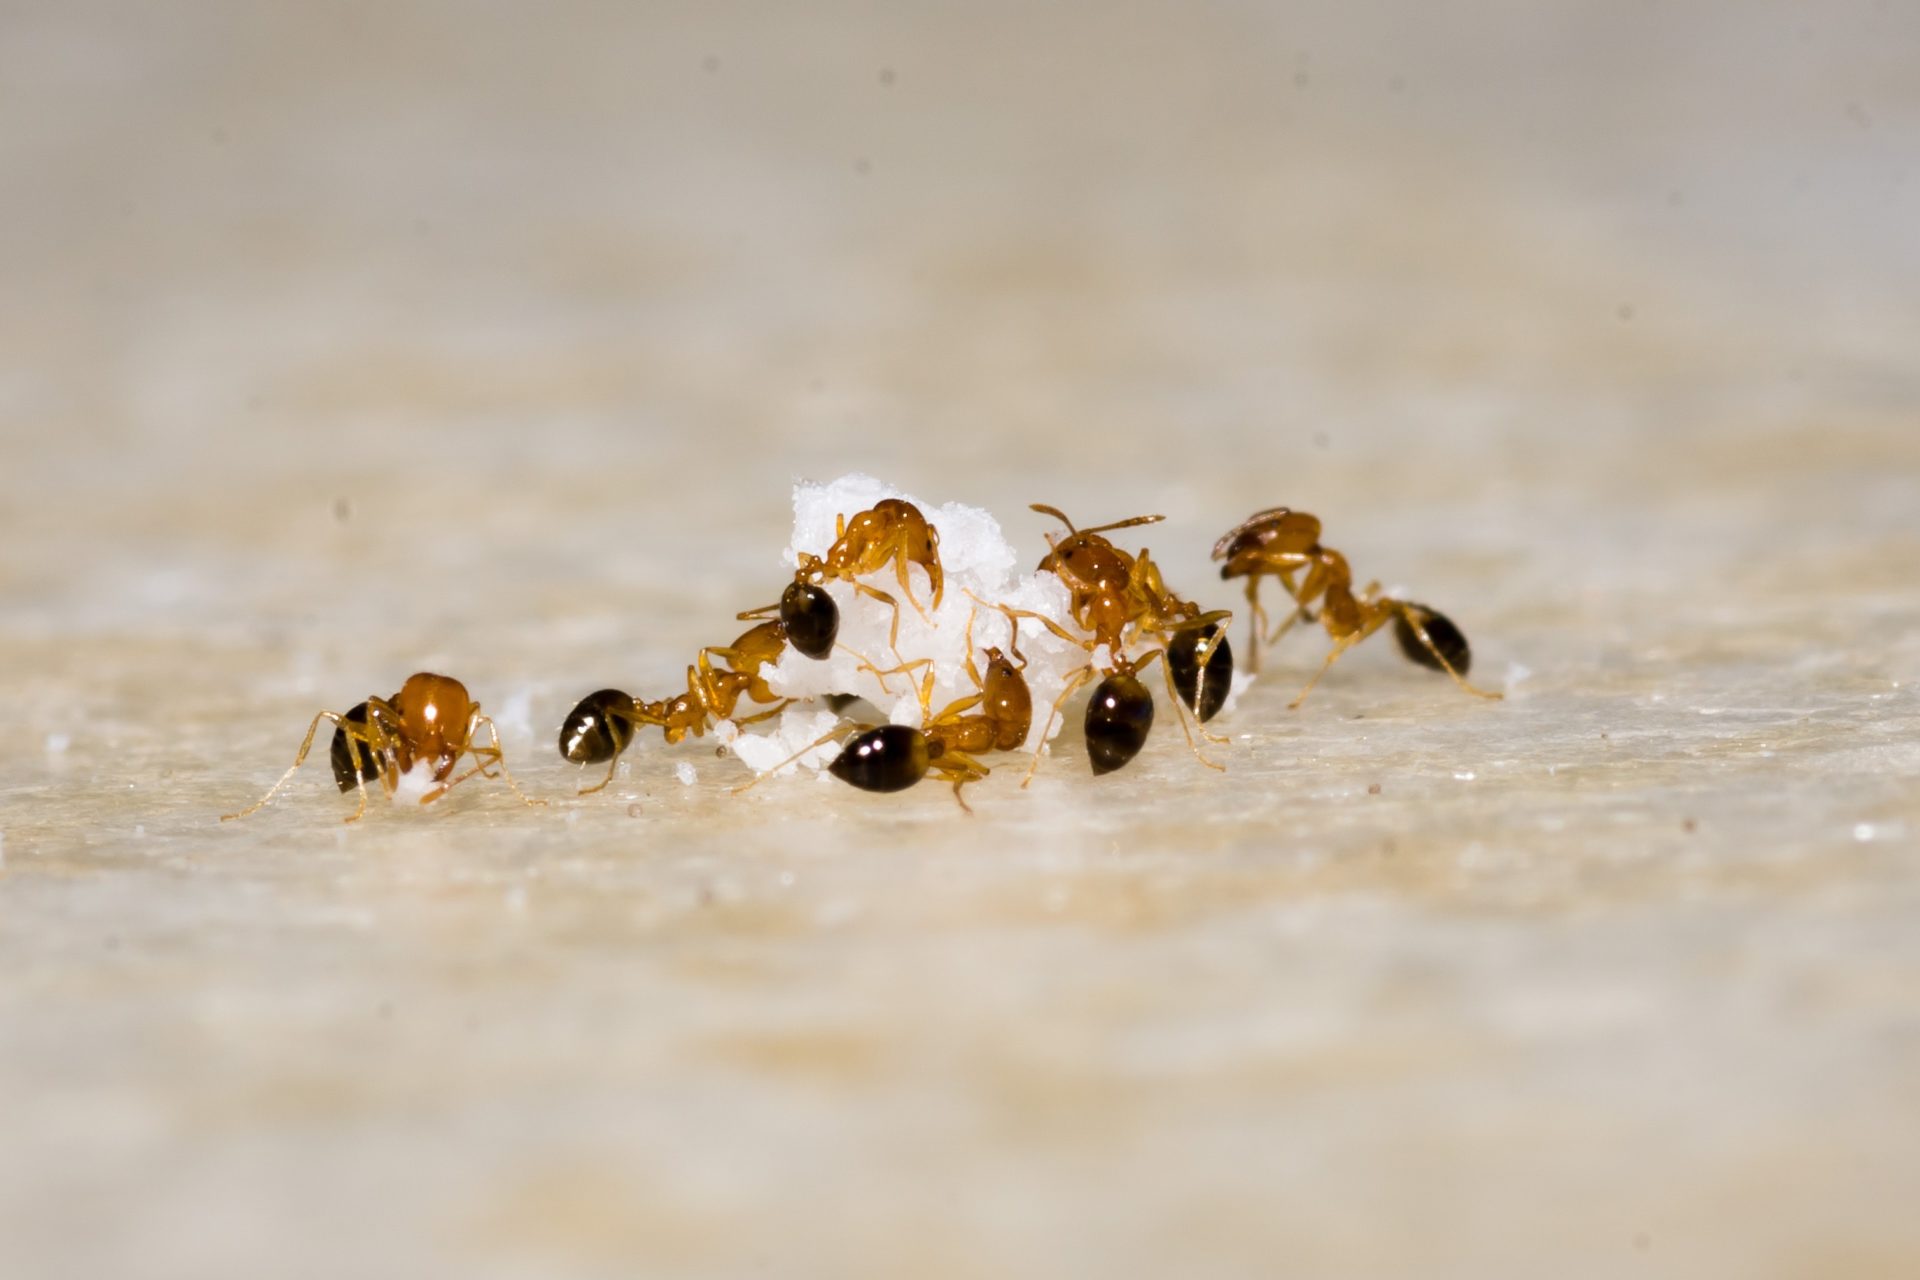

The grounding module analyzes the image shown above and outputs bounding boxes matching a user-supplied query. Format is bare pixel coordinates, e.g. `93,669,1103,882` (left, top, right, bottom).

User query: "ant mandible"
999,504,1234,781
1212,506,1502,708
740,498,944,658
222,672,545,823
557,618,793,794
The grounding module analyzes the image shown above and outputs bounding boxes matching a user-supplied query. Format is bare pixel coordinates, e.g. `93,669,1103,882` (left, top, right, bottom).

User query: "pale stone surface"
4,2,1919,1278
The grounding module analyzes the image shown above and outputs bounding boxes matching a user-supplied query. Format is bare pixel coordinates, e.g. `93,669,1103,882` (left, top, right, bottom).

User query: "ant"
740,609,1033,811
740,498,944,658
999,504,1234,781
222,672,544,823
558,618,793,794
1212,506,1502,708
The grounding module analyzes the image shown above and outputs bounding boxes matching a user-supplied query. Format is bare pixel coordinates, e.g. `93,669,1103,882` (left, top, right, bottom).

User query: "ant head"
982,645,1025,674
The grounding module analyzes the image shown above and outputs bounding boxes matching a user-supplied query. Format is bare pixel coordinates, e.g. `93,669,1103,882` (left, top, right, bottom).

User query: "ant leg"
222,709,347,821
426,715,545,807
733,699,793,727
828,637,909,695
999,606,1027,668
1241,579,1269,674
960,604,983,691
475,715,544,806
990,602,1089,649
930,692,984,722
578,756,621,796
934,751,989,814
1021,665,1096,789
730,722,867,795
736,602,780,622
1390,602,1504,700
887,547,937,625
1143,647,1226,770
850,582,909,655
1288,636,1361,710
856,654,934,694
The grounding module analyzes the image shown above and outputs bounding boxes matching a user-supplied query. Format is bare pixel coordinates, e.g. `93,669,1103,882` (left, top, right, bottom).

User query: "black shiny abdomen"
828,724,929,793
558,688,638,764
1167,625,1233,723
329,701,384,792
1084,672,1154,775
781,582,839,659
1393,604,1472,675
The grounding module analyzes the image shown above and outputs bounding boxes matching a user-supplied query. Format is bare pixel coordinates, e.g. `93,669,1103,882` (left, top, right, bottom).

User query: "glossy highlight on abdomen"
1084,672,1154,775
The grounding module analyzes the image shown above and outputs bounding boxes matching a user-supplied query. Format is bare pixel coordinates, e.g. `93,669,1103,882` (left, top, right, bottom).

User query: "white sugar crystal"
390,758,440,806
729,705,847,777
674,761,698,786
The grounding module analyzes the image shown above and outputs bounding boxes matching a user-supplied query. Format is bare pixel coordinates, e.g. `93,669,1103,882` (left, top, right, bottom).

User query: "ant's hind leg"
1242,580,1269,673
222,709,345,821
577,755,621,796
1021,666,1095,789
1144,649,1226,771
1288,637,1359,710
1393,603,1504,700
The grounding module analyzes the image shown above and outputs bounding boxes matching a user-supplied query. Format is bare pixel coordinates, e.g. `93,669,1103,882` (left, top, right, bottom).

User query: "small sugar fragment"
675,761,698,786
45,733,70,756
390,759,440,806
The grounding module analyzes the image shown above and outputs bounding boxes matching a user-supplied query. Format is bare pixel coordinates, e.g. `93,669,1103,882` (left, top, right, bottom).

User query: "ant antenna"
1030,503,1166,538
1030,503,1078,532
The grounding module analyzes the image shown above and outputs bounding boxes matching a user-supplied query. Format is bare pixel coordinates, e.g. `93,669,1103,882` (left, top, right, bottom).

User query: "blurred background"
3,2,1918,1277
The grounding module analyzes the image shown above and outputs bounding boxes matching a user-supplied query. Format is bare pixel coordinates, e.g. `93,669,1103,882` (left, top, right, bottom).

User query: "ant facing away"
222,672,544,823
739,498,945,659
1212,506,1502,708
557,618,795,794
998,504,1235,781
739,606,1034,811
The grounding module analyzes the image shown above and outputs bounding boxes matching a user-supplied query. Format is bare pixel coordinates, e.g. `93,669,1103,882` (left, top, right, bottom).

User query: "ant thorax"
727,474,1101,778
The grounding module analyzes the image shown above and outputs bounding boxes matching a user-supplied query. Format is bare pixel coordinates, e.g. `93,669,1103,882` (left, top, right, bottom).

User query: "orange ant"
558,618,794,794
222,672,544,823
741,498,944,657
738,608,1033,811
999,504,1234,781
1213,506,1502,708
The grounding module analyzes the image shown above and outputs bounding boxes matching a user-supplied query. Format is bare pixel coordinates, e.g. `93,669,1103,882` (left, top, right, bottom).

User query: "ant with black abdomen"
222,672,544,823
1212,506,1502,708
558,618,795,794
739,497,945,660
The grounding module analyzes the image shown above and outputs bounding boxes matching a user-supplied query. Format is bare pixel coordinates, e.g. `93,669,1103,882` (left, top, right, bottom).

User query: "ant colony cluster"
224,474,1501,821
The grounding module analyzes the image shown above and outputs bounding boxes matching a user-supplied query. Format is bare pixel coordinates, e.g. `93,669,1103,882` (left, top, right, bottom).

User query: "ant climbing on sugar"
739,497,944,659
557,618,795,794
222,672,544,823
1212,506,1502,707
997,504,1235,781
558,616,914,794
737,607,1033,811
